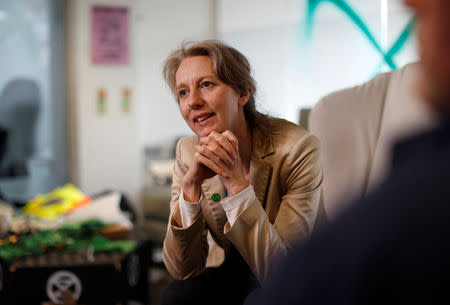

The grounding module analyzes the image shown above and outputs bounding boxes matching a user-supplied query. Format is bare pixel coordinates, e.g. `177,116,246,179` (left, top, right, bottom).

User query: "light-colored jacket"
163,117,324,284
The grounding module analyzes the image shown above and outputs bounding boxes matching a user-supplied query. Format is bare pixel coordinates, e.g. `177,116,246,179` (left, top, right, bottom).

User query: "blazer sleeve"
224,134,323,284
162,138,209,280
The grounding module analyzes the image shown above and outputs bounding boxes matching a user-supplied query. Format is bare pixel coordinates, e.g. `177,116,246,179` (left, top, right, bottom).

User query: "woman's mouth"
195,113,215,123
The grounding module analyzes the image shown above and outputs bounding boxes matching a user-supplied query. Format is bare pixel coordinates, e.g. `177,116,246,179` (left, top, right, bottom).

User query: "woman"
161,40,324,305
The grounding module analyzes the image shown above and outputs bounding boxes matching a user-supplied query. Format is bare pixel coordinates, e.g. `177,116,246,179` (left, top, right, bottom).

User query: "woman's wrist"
226,181,250,197
182,176,202,202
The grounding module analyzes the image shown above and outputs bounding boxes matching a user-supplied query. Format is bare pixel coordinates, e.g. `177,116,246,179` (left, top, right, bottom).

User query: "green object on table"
0,219,137,263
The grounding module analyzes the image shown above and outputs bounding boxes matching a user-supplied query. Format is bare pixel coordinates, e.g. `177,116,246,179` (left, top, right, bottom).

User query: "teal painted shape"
370,17,416,77
305,0,415,71
384,17,416,62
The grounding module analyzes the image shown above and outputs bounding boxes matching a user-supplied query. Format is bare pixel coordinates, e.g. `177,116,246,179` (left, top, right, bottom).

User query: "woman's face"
175,56,249,137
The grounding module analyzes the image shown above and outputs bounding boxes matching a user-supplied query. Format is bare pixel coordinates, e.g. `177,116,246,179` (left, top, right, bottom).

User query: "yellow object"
23,184,91,220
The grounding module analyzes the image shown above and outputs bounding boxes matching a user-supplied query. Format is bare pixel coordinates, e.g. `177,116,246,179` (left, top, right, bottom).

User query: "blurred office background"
0,0,417,218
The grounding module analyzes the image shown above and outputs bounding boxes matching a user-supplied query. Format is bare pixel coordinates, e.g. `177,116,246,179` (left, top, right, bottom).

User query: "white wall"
67,0,214,212
136,0,215,147
67,0,140,207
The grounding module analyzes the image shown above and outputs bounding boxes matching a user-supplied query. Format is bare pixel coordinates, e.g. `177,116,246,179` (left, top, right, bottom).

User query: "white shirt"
179,185,256,228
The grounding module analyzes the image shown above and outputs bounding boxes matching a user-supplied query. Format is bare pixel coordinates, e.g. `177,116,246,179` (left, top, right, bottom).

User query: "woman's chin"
196,126,223,137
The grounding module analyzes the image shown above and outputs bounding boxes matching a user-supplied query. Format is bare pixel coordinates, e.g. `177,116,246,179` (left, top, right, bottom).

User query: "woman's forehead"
175,56,216,86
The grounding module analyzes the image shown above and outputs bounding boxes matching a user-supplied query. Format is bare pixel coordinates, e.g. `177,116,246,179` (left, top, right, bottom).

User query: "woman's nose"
188,89,204,110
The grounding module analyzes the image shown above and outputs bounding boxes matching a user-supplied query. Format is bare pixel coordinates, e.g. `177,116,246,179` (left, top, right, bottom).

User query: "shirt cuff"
179,189,201,228
221,185,256,227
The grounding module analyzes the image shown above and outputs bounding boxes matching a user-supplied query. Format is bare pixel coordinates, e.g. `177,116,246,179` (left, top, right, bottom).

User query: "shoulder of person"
268,117,318,149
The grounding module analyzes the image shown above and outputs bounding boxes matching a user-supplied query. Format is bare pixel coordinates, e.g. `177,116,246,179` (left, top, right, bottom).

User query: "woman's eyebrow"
176,75,217,90
176,82,187,91
199,74,216,80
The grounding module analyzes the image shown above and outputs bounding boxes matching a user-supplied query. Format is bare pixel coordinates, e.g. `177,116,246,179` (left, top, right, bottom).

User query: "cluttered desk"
0,184,151,305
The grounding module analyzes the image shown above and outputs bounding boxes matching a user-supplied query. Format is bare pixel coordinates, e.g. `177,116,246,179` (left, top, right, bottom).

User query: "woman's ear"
238,88,252,106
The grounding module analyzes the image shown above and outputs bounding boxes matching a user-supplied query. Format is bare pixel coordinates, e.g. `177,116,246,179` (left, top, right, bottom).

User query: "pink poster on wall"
91,5,129,65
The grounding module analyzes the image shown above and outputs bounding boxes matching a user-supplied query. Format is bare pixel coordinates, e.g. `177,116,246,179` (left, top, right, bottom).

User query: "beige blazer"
163,117,324,284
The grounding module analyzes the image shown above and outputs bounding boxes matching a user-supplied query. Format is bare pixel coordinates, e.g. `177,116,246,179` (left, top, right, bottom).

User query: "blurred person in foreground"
248,0,450,304
160,40,324,305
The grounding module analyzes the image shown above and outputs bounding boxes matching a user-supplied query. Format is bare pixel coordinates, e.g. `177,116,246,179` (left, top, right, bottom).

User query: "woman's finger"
198,136,234,167
190,152,215,178
221,130,238,151
195,150,227,177
208,131,237,160
196,144,233,168
200,131,237,161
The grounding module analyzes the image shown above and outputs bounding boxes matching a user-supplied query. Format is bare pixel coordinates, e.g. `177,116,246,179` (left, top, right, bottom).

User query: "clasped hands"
182,130,250,202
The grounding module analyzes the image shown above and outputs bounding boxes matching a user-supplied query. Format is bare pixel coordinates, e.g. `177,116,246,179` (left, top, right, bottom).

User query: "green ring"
211,193,221,202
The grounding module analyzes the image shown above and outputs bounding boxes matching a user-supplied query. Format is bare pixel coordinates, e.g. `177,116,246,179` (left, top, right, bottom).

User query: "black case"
0,240,151,305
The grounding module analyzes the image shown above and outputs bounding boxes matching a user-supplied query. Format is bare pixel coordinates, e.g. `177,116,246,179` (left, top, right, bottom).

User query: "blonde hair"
163,40,270,131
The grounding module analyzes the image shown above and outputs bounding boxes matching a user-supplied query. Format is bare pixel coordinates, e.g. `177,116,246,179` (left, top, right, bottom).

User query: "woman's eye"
179,90,187,97
201,81,213,88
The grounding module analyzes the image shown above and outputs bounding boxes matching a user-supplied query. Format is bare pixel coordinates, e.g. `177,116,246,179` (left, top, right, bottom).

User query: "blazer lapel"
249,125,275,206
250,157,272,206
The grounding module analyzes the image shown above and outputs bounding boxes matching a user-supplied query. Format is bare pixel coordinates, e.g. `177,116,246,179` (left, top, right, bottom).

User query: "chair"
0,78,40,177
309,63,435,220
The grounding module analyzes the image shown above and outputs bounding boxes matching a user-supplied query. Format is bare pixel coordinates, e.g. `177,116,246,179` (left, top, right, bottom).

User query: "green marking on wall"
305,0,415,73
